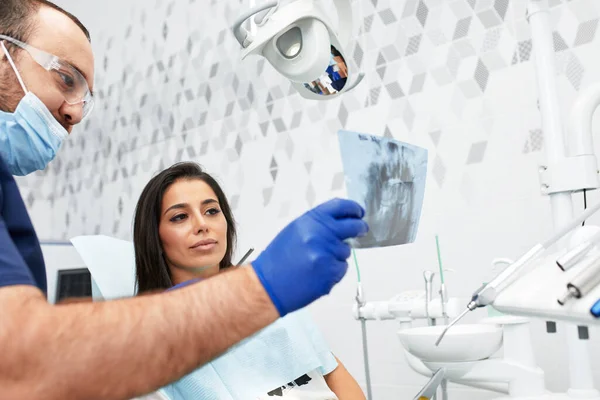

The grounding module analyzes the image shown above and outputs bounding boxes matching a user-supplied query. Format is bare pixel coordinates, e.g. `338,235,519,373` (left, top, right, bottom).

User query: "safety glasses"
0,34,94,118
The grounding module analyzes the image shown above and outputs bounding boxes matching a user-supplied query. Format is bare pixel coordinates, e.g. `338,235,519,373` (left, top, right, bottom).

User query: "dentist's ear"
0,43,15,86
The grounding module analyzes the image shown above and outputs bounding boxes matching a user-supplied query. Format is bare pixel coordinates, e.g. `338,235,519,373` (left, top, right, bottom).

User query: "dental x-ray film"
337,130,428,249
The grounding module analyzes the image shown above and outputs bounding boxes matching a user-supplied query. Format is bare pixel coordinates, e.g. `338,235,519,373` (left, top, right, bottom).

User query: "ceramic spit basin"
397,324,503,363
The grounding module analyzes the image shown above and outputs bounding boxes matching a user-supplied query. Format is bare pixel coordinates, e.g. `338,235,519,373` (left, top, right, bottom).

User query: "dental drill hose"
556,229,600,271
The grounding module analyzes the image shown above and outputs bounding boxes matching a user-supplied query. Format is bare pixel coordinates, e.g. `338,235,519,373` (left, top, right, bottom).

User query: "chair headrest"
70,235,137,300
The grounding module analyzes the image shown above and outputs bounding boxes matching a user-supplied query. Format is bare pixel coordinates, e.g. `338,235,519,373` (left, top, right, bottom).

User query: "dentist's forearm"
0,266,278,400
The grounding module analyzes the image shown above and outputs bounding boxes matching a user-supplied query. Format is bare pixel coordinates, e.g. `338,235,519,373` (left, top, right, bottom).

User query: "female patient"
133,162,365,400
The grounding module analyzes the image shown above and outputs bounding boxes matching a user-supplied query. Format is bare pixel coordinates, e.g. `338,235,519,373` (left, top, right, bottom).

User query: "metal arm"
231,1,278,47
413,368,446,400
355,283,373,400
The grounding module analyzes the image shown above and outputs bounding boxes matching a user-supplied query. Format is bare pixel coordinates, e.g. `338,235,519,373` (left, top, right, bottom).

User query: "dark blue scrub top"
0,156,46,293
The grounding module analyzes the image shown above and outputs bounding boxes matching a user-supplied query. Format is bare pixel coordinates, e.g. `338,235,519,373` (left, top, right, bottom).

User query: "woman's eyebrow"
164,199,219,215
164,203,187,215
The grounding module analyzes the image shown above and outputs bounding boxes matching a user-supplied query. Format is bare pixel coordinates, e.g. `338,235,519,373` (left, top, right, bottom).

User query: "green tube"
352,248,361,283
435,235,445,284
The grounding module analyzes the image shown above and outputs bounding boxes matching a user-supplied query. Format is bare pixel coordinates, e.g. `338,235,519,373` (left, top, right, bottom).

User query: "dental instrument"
236,248,255,266
590,299,600,318
434,308,470,347
232,0,364,99
434,236,449,400
435,199,600,346
557,254,600,305
556,230,600,271
435,236,449,325
353,250,373,400
413,368,446,400
423,270,435,326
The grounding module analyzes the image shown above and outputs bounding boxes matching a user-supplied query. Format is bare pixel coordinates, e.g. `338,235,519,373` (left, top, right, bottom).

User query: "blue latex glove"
252,198,369,316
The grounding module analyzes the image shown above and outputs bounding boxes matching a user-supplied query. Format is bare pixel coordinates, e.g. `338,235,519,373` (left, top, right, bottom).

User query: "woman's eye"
206,208,221,216
170,214,187,222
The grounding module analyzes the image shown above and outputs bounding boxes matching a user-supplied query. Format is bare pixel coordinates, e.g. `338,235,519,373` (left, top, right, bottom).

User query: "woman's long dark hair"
133,162,237,293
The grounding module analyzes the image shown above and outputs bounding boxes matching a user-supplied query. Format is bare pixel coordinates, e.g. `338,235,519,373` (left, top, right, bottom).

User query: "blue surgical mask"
0,93,68,176
0,41,68,176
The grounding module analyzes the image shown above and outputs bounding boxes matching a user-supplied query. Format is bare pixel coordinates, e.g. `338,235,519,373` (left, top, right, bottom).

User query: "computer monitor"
55,268,92,303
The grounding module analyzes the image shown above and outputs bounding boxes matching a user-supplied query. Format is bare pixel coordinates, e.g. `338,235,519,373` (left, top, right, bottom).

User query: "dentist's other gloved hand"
252,198,369,317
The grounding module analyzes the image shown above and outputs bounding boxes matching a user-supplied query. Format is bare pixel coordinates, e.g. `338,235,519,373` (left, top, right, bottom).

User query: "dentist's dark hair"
0,0,90,44
0,1,91,112
133,162,237,293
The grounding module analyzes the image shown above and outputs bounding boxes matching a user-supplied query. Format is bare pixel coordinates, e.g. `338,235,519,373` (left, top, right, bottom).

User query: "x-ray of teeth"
337,130,428,249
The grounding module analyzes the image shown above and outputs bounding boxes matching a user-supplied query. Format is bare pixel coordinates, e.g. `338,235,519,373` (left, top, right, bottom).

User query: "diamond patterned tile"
433,155,447,187
453,17,472,40
529,129,544,152
466,141,488,164
18,0,600,246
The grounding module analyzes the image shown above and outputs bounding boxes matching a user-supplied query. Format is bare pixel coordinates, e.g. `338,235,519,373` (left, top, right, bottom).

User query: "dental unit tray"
492,250,600,325
353,291,462,321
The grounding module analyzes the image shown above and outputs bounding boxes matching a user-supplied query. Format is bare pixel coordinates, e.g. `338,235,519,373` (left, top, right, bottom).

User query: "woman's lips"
190,239,217,251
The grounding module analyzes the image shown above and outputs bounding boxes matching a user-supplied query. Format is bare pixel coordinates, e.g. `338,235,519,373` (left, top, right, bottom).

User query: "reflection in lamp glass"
303,45,348,95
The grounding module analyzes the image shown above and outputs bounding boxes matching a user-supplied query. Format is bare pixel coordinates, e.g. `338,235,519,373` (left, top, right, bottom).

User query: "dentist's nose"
59,101,84,128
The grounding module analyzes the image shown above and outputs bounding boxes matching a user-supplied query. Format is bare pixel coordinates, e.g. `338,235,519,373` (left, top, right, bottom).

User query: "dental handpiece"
476,245,546,306
557,254,600,306
434,307,470,347
557,241,595,272
556,230,600,272
435,249,543,347
434,286,485,347
423,271,435,326
439,283,449,324
591,298,600,318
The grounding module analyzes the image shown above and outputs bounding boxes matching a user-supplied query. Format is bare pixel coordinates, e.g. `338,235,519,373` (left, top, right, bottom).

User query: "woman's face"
159,178,228,284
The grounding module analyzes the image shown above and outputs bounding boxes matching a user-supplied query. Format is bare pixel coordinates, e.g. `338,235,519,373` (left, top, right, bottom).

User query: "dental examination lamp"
232,0,365,99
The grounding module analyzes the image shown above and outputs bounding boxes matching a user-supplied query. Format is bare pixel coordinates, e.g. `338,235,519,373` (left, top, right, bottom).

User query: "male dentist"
0,1,368,399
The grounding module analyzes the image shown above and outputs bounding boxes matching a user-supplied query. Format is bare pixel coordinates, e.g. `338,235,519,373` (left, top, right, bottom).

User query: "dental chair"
70,236,169,400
